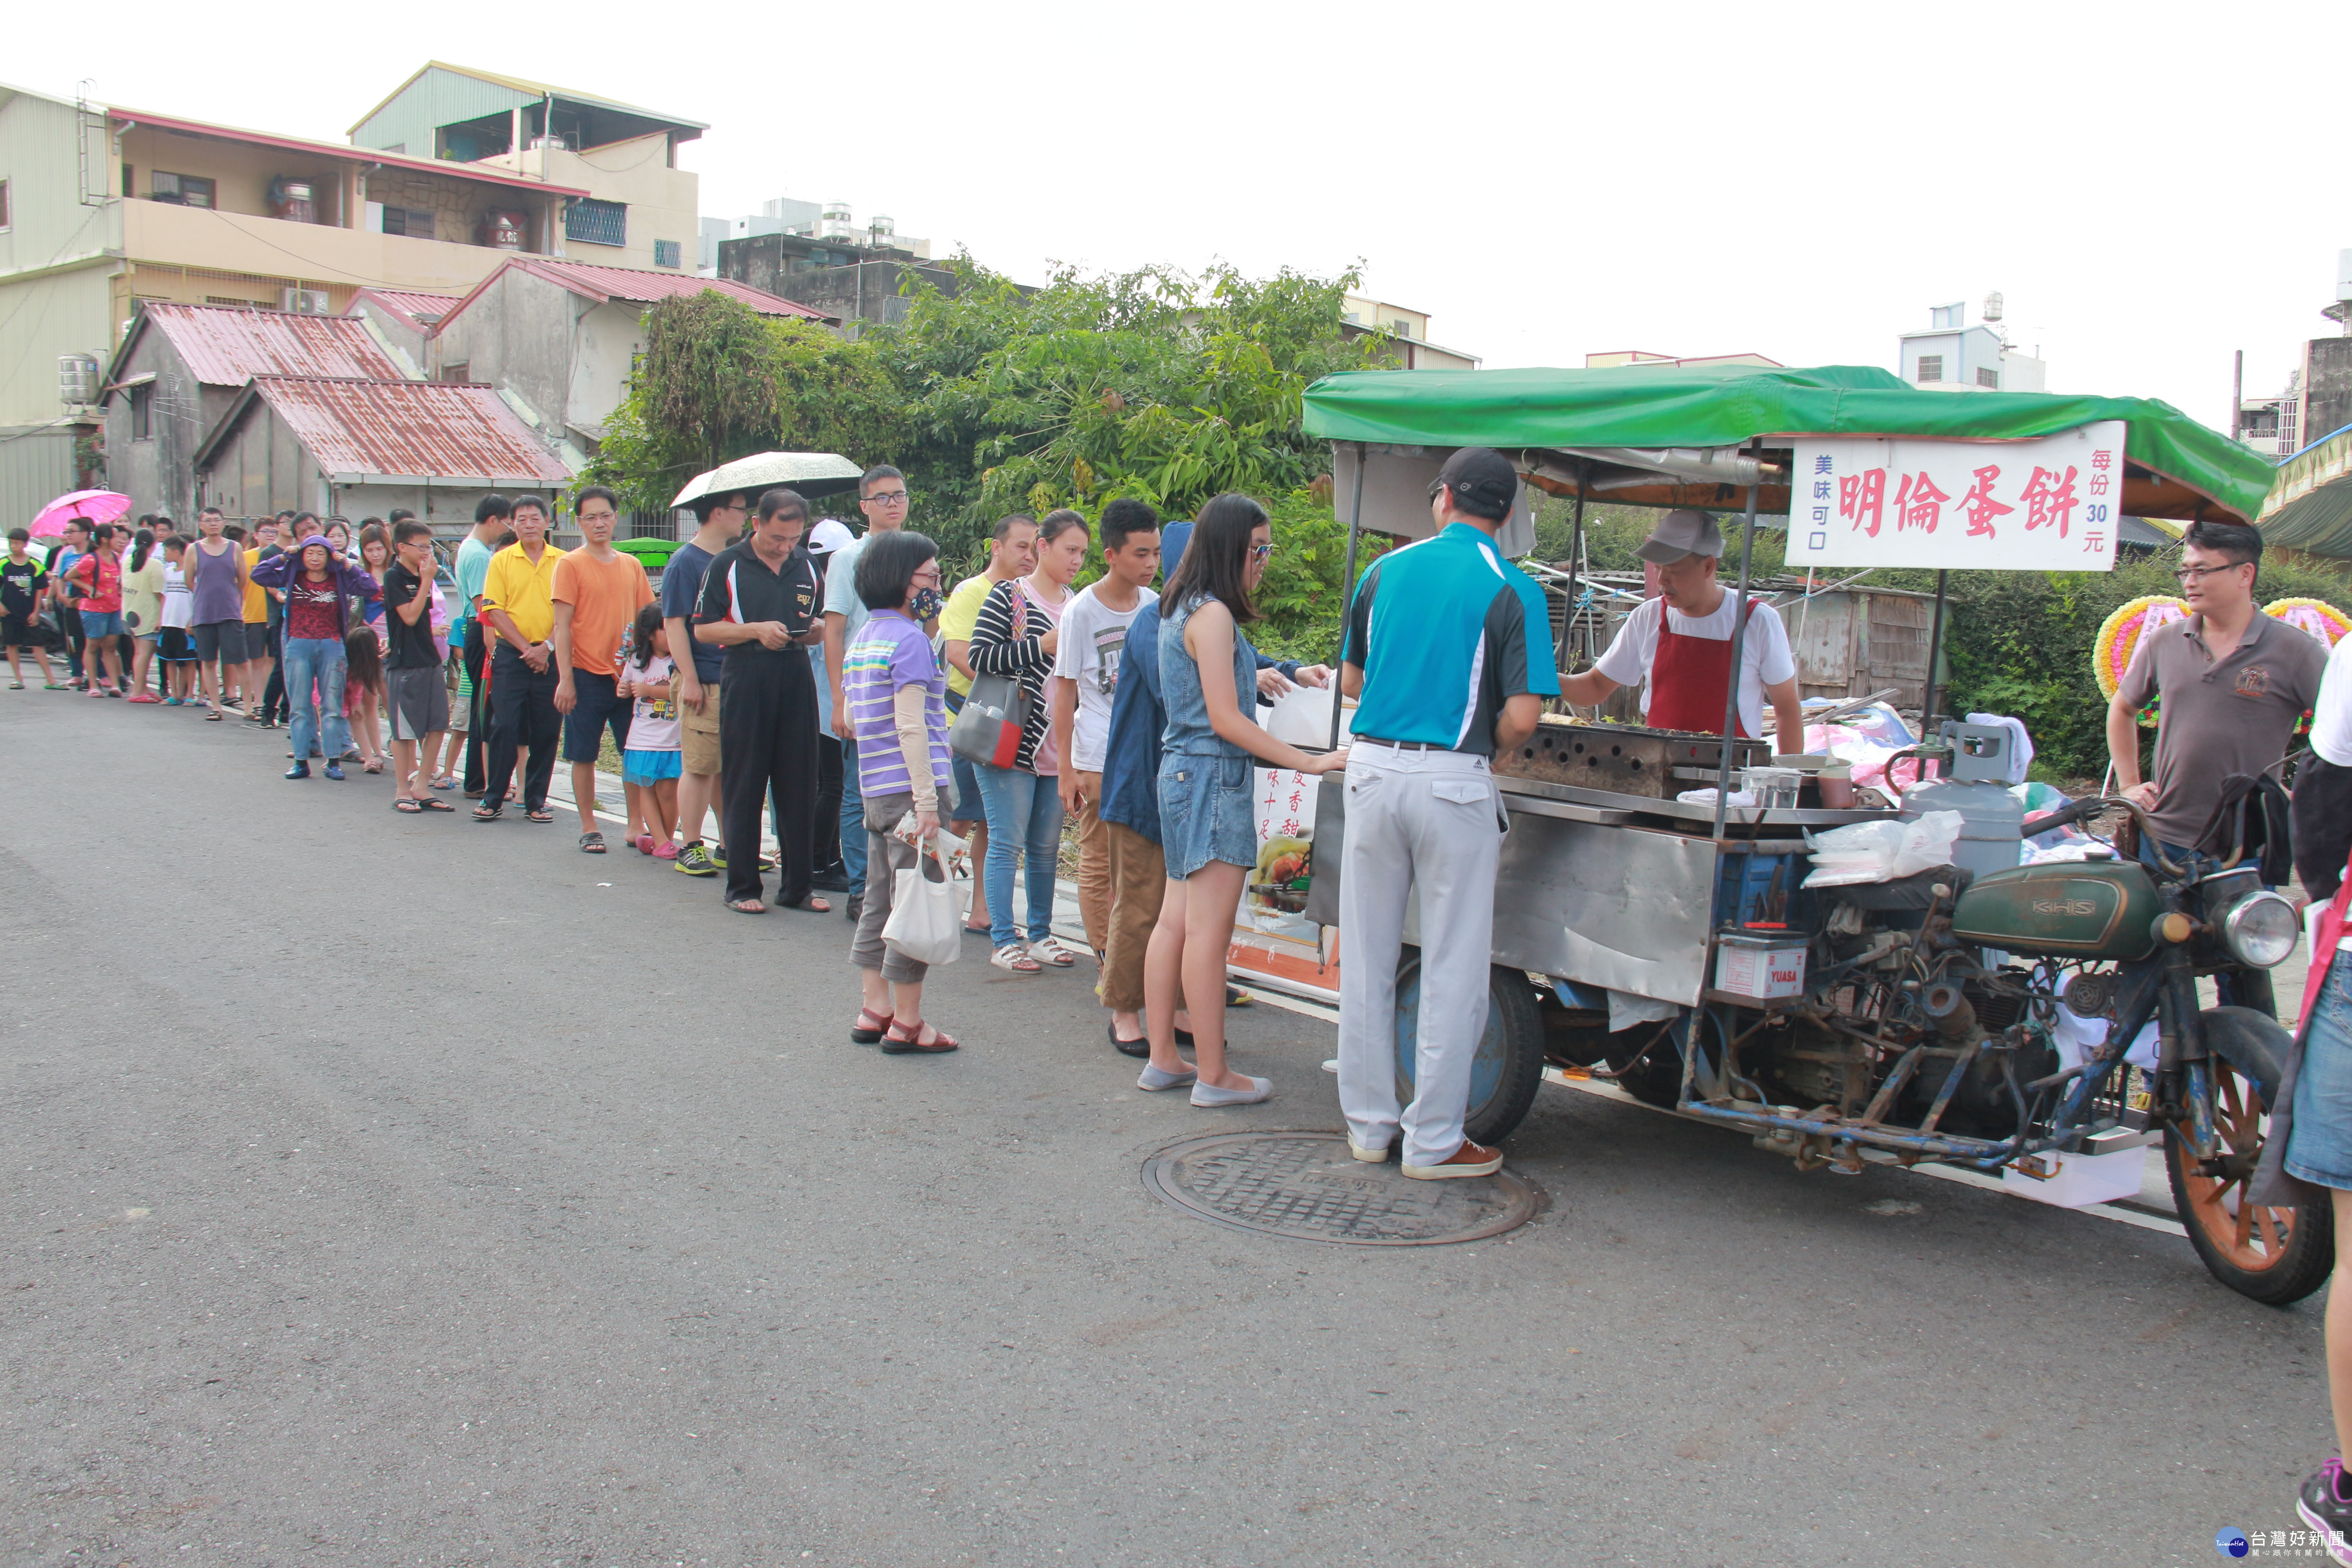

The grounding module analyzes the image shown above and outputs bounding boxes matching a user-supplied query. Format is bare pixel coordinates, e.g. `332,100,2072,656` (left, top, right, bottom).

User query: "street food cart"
1284,363,2318,1302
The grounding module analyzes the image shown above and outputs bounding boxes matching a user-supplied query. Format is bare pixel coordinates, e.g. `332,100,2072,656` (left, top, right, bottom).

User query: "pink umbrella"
29,489,132,539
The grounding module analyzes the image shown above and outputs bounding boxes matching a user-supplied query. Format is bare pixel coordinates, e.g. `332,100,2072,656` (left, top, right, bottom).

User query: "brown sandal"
852,1007,893,1044
882,1019,958,1055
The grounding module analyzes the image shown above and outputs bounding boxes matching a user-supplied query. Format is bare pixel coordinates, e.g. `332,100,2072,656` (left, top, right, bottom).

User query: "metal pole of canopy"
1920,568,1950,740
1560,461,1588,693
1328,441,1367,753
1710,481,1761,842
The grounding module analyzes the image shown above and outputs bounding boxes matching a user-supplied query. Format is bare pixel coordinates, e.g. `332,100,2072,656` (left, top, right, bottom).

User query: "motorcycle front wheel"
2166,1046,2333,1305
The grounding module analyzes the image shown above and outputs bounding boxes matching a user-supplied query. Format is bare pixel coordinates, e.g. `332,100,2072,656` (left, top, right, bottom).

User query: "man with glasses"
2109,519,2326,866
666,487,753,877
822,465,914,922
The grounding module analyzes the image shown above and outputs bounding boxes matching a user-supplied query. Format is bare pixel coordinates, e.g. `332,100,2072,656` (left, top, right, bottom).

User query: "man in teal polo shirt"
1337,446,1557,1180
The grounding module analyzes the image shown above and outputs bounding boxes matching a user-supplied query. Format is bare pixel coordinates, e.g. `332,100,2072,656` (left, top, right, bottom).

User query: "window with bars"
381,206,436,239
564,199,626,247
1976,367,1998,388
130,384,152,440
653,239,681,270
1916,355,1943,383
152,172,216,209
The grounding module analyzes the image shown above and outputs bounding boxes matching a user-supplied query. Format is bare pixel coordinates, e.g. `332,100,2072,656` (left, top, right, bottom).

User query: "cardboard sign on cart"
1786,420,2127,573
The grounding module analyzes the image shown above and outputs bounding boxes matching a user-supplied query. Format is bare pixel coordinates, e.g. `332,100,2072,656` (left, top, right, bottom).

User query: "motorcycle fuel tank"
1949,860,2160,961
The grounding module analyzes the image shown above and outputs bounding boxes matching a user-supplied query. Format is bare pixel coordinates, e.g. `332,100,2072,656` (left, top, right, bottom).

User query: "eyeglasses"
911,570,941,586
865,490,910,505
2173,562,2249,583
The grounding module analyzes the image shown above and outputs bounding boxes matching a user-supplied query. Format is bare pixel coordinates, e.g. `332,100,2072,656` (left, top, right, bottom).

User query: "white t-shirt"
2312,631,2352,768
618,653,681,752
161,562,193,629
1050,582,1156,773
1593,593,1798,740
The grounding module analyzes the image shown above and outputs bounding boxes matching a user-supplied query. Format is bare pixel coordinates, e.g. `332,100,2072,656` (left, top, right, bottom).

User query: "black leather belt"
1357,737,1448,750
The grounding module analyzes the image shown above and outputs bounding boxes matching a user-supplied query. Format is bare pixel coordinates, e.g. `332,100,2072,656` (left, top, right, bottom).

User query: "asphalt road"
1,692,2331,1567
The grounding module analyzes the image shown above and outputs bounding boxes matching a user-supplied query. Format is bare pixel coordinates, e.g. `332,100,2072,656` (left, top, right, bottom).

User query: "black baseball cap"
1433,446,1519,516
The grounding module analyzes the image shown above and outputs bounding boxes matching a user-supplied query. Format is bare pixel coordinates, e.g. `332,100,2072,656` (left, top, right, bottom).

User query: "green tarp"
2258,424,2352,559
1302,363,2275,525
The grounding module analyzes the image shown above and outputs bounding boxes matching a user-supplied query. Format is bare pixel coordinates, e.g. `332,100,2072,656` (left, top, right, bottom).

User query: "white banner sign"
1784,420,2126,572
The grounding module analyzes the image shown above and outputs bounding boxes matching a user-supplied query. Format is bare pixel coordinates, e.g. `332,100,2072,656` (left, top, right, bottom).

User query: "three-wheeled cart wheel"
2165,1024,2333,1305
1391,951,1546,1145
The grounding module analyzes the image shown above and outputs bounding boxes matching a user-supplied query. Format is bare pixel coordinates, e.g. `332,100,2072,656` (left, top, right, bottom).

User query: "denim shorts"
1157,750,1256,879
561,669,631,763
78,609,124,638
2286,950,2352,1191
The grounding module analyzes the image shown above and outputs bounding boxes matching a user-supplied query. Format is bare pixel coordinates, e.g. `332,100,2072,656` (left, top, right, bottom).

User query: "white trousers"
1336,744,1504,1166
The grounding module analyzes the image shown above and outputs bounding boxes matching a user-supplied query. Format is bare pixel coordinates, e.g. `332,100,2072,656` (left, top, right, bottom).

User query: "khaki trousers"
1102,820,1187,1014
1072,769,1111,954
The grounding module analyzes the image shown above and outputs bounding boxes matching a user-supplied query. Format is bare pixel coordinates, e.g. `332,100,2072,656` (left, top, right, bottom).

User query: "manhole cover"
1142,1131,1539,1246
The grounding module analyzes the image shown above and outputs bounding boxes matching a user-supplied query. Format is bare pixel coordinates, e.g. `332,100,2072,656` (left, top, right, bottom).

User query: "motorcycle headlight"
2221,890,2300,969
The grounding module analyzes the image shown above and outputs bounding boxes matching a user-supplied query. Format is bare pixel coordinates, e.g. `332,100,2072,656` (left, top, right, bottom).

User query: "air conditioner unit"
281,287,331,315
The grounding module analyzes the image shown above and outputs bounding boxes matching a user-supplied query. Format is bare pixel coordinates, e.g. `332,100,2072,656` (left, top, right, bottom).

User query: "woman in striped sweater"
966,508,1090,974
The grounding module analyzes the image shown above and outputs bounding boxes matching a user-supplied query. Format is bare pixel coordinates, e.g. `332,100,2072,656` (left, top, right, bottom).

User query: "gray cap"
1634,509,1725,565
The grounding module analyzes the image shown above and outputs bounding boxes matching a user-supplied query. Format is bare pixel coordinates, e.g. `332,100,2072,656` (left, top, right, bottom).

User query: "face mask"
909,586,945,622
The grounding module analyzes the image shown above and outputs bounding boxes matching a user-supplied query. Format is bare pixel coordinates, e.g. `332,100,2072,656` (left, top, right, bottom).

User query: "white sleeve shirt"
1592,593,1797,740
2312,630,2352,768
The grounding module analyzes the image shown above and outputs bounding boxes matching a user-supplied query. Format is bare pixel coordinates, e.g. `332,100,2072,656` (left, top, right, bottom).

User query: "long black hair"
130,529,159,573
1160,493,1268,623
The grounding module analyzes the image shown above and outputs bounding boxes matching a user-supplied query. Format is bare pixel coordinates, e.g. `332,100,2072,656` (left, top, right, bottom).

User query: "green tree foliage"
585,293,901,512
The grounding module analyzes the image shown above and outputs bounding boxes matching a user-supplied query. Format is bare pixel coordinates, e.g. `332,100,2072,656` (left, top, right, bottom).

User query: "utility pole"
2230,349,2243,442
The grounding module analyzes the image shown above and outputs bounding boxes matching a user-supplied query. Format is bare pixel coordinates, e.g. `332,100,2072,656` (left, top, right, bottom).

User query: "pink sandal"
852,1007,893,1044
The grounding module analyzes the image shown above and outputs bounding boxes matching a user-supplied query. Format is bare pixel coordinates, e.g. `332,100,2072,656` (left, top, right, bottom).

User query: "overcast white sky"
20,0,2343,434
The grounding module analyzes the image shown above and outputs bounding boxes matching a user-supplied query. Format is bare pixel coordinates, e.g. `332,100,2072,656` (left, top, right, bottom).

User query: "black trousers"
461,620,489,795
61,606,83,679
261,622,289,721
809,733,846,874
484,643,561,813
2295,754,2352,904
719,655,819,906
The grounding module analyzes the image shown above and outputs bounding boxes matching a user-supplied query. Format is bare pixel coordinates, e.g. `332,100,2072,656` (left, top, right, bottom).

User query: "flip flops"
394,799,425,813
579,831,606,853
417,798,456,813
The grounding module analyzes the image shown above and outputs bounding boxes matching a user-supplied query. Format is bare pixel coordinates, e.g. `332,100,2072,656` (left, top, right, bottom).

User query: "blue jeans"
839,738,867,892
282,637,350,764
975,762,1066,948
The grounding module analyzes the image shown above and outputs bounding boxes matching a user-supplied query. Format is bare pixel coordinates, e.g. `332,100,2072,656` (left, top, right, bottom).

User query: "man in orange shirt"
552,485,654,852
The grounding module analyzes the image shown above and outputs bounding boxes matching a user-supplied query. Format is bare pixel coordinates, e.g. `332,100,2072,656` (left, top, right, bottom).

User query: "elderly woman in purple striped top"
843,529,960,1055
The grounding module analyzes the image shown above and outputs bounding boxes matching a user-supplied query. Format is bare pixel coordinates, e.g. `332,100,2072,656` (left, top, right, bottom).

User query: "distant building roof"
108,303,409,394
108,106,592,199
1583,350,1787,370
436,256,832,331
348,62,707,139
194,376,574,486
347,289,463,330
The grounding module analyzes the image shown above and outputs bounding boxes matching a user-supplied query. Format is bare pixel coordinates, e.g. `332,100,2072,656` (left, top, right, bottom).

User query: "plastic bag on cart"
1802,811,1963,887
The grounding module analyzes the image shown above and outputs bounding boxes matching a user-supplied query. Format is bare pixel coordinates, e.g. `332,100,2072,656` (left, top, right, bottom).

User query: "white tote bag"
882,842,964,968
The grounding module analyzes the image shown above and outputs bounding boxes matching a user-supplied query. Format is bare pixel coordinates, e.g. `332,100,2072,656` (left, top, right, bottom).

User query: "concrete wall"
480,136,698,274
196,396,326,521
327,481,559,537
720,236,958,335
99,318,258,522
0,425,82,529
0,90,126,427
2305,338,2352,451
432,268,585,433
570,301,642,438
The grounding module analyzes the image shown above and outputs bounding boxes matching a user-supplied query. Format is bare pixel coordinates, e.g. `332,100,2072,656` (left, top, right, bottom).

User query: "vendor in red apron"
1556,509,1803,742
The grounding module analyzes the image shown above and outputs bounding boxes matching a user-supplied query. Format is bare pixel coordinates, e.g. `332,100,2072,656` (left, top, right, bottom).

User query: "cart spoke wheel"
2166,1059,2330,1302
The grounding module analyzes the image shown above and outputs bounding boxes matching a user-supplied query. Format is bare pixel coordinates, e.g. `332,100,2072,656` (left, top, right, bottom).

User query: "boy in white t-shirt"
1050,500,1161,960
615,606,684,859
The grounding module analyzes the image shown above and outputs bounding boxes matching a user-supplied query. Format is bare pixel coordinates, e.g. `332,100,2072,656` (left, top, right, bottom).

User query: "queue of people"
5,452,1562,1186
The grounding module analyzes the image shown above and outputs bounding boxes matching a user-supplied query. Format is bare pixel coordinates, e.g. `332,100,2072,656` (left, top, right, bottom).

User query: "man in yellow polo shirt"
475,495,564,823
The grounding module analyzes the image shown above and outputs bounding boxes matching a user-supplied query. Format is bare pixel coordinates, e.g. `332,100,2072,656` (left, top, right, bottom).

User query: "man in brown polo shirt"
2108,519,2326,860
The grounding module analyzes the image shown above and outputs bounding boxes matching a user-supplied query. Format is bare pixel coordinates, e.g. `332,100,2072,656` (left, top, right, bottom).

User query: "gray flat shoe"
1190,1075,1272,1107
1137,1063,1197,1092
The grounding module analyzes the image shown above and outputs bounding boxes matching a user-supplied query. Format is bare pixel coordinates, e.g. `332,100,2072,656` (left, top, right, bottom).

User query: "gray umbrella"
669,451,865,509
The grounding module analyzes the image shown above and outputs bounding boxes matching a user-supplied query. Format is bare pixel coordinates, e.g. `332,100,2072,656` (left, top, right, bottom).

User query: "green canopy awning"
2257,424,2352,559
1302,363,2274,525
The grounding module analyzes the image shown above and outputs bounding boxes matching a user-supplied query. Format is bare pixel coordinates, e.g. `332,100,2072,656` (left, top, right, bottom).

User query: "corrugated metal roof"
211,376,573,485
348,289,462,329
493,258,827,318
136,304,411,387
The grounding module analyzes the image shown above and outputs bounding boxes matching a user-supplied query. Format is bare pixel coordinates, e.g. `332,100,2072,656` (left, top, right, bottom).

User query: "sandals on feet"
1028,936,1079,967
417,798,456,813
394,798,425,813
727,897,767,914
578,830,606,853
852,1007,894,1044
990,944,1043,975
882,1019,959,1054
473,803,503,822
525,807,554,824
776,893,832,913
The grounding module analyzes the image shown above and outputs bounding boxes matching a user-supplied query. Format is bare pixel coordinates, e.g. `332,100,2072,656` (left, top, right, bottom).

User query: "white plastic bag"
1802,811,1964,887
882,843,963,967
